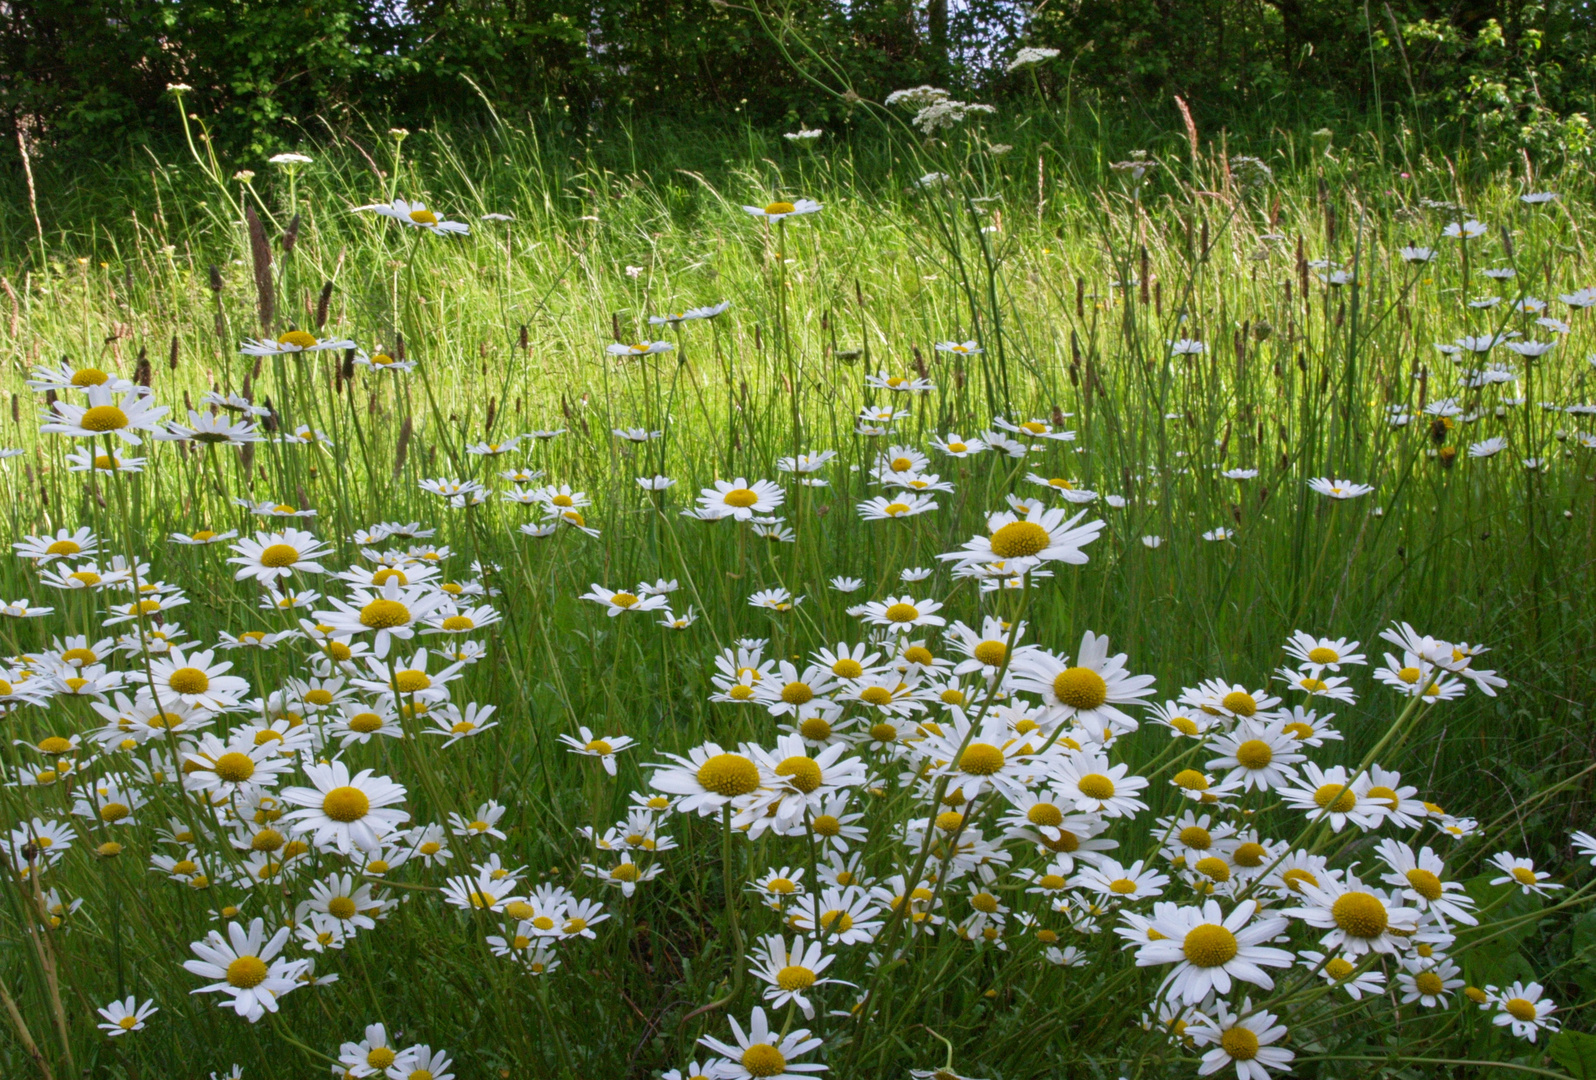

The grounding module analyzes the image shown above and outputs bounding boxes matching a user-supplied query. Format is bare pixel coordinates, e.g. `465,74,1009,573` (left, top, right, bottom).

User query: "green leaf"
1551,1031,1596,1080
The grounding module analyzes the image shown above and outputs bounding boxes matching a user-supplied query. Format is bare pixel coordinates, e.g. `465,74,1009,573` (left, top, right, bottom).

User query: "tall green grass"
0,103,1593,1078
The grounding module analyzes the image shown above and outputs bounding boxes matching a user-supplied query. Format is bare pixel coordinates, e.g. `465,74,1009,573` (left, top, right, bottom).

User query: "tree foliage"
1,0,1592,160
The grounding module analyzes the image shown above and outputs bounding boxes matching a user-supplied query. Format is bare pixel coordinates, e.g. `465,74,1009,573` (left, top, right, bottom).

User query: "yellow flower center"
935,810,965,832
38,736,74,753
903,646,934,666
327,896,358,920
697,753,761,796
1052,667,1108,710
884,603,919,623
408,209,439,225
830,658,863,679
1365,785,1399,808
811,814,840,836
1222,691,1257,716
393,670,431,693
1227,842,1265,869
46,539,82,556
1235,739,1273,769
1505,998,1539,1022
742,1044,787,1078
1027,803,1063,828
972,640,1007,667
226,956,268,988
1405,868,1443,901
440,615,474,632
723,488,760,508
1041,831,1080,853
1398,666,1421,684
348,712,384,733
258,544,300,568
371,569,408,586
277,330,319,348
988,521,1050,558
1512,867,1539,886
610,863,640,882
367,1048,397,1070
776,964,816,991
1414,971,1445,995
958,742,1005,776
252,829,283,852
100,802,130,822
1076,773,1115,800
763,201,797,216
1332,892,1389,938
360,599,410,629
776,755,822,793
1312,784,1355,812
869,721,899,743
781,682,815,706
1307,646,1339,665
799,717,832,741
1194,856,1231,881
213,752,256,783
80,405,129,432
1179,825,1213,850
1182,924,1239,967
322,786,371,822
1220,1026,1260,1060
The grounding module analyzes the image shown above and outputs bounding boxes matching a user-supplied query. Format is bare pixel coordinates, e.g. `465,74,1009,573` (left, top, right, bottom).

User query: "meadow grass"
0,106,1594,1080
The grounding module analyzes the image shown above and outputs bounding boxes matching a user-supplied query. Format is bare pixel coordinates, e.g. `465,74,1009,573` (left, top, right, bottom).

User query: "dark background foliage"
1,1,1593,164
